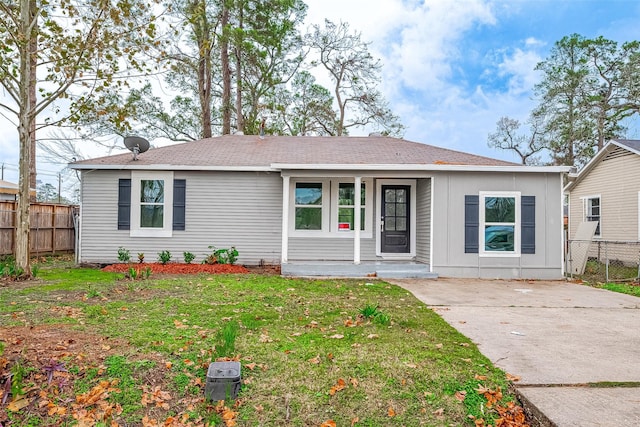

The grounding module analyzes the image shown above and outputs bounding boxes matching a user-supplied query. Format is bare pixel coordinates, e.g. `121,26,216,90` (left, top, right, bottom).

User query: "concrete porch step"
281,262,438,279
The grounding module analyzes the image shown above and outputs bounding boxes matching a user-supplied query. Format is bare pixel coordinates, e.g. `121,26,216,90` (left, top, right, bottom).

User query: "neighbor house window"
479,192,520,255
338,182,366,231
295,182,323,230
584,196,601,236
130,171,174,237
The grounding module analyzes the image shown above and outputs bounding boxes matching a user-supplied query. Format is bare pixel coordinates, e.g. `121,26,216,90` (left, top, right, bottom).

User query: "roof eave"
271,163,571,173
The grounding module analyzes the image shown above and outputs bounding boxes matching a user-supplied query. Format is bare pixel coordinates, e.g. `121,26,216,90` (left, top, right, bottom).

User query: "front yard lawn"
0,262,525,426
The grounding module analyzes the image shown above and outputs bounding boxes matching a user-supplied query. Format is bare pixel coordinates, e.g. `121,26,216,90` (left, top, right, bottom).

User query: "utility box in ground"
205,361,241,401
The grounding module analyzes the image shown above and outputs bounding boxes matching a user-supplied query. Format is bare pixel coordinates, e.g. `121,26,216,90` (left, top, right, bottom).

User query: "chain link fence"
566,240,640,283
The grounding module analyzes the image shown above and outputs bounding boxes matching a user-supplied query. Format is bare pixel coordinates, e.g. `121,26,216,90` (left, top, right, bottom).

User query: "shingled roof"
71,135,517,169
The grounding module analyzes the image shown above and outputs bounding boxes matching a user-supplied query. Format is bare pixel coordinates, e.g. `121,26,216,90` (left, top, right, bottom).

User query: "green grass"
0,260,518,426
598,282,640,297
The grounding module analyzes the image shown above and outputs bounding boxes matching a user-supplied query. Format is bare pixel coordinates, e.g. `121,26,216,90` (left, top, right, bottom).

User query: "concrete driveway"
388,278,640,427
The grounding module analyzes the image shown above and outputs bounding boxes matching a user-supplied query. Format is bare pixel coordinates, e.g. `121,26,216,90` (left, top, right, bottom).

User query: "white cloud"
497,47,542,96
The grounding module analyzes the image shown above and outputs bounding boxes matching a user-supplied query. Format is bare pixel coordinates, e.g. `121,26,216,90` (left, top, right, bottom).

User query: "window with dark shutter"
118,179,131,230
464,195,479,253
173,179,186,231
521,196,535,254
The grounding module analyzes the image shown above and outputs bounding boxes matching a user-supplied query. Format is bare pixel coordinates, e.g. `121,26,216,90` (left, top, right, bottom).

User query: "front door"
381,185,410,253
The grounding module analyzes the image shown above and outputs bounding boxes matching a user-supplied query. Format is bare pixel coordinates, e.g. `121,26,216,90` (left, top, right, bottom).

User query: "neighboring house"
0,179,18,201
566,139,640,243
69,135,569,279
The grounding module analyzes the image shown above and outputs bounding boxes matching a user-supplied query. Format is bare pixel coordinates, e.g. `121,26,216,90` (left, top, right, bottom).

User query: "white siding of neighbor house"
415,178,431,264
568,148,640,242
79,170,282,265
431,171,564,279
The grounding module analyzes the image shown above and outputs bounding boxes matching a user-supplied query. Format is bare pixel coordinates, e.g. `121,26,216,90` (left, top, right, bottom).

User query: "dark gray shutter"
117,179,131,230
173,179,186,231
521,196,535,254
464,195,479,253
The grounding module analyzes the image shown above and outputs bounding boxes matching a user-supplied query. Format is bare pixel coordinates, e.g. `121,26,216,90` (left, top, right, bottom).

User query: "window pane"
484,225,514,252
339,184,354,205
140,205,164,228
295,183,322,205
385,203,396,216
385,189,396,202
485,197,515,222
141,180,164,203
339,183,366,206
386,217,396,231
360,208,365,231
295,207,322,230
396,217,407,231
396,203,406,216
338,207,354,230
396,189,406,203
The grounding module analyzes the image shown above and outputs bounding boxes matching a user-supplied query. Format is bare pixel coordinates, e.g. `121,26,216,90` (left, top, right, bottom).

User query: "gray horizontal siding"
288,237,376,261
79,170,282,265
415,178,431,263
431,171,564,279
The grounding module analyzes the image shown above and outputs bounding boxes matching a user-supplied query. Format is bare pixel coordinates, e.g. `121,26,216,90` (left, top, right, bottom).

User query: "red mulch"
102,263,249,274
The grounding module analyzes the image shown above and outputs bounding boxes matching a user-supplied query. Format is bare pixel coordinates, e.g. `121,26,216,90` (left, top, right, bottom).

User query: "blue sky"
2,0,640,186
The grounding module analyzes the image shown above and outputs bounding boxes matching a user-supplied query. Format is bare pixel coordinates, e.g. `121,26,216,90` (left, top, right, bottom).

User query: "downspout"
281,175,290,264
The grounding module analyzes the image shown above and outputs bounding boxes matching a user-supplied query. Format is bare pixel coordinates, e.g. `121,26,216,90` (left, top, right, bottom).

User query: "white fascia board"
271,163,572,173
68,164,274,172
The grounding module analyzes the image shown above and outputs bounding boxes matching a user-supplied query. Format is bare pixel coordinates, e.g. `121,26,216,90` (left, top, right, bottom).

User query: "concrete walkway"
388,278,640,427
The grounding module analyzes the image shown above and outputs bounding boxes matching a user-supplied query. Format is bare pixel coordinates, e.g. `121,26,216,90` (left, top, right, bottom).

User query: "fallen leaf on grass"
351,417,359,426
259,333,273,343
7,397,32,411
329,334,344,339
308,355,321,364
433,408,444,417
366,334,379,339
474,374,488,381
320,420,337,427
245,362,257,370
435,343,443,349
328,378,346,396
350,377,358,388
388,407,396,417
455,390,467,402
173,319,188,329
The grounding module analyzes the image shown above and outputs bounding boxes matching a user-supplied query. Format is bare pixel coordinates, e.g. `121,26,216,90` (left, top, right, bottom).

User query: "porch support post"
281,175,290,263
354,176,362,264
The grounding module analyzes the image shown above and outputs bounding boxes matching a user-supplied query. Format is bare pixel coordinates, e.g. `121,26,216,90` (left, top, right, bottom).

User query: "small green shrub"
359,304,391,325
183,251,196,264
117,247,131,263
0,257,24,279
205,245,239,265
31,264,39,277
137,253,145,263
157,250,172,265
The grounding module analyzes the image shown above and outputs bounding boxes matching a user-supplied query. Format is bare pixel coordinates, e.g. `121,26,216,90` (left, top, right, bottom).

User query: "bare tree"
487,116,547,165
306,19,403,137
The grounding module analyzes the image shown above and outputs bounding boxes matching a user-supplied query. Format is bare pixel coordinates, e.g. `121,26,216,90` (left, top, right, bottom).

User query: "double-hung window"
337,183,366,231
480,192,520,255
295,182,323,230
130,171,174,237
583,196,601,236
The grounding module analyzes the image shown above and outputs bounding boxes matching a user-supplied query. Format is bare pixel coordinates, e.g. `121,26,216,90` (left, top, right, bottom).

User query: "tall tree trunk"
29,0,37,199
195,0,212,139
16,0,35,277
234,1,244,133
220,4,231,134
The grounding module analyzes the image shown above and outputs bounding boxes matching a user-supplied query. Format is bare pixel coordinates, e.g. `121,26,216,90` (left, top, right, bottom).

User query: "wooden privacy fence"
0,201,78,256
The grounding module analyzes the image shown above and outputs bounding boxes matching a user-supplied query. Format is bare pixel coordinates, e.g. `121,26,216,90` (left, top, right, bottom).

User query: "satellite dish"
124,136,150,160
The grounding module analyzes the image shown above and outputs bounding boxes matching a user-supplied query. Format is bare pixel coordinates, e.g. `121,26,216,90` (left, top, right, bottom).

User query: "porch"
281,261,437,279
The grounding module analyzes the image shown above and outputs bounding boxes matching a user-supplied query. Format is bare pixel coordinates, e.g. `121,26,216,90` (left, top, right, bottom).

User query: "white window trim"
330,179,373,236
581,194,601,238
638,192,640,241
479,191,521,257
289,178,373,238
376,179,417,258
130,171,174,237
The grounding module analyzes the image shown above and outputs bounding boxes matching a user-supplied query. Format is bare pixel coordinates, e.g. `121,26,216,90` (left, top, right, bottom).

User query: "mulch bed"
102,263,249,274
